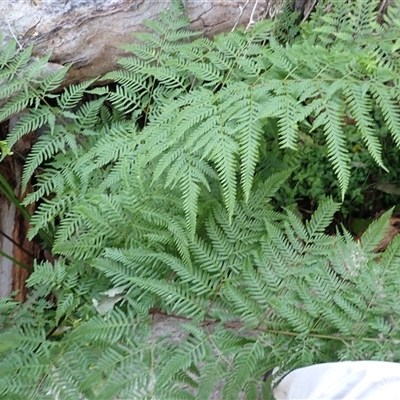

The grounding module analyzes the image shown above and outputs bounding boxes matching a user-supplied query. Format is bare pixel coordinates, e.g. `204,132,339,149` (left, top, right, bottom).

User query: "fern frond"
305,197,341,238
37,64,69,93
230,88,263,201
158,327,208,388
7,106,50,148
0,38,19,67
344,82,385,169
212,133,238,222
197,359,227,400
180,162,201,236
130,277,208,318
27,195,73,240
21,128,68,188
0,90,35,122
222,340,265,400
359,208,392,252
371,83,400,147
57,78,97,111
75,97,106,130
314,98,351,195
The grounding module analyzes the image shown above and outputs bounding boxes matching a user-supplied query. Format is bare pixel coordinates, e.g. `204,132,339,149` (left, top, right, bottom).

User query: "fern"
2,0,400,399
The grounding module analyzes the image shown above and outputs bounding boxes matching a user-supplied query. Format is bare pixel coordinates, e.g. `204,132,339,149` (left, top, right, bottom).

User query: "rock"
0,0,270,86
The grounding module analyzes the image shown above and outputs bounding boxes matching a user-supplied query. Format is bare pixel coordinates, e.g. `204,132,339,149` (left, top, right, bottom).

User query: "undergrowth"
1,0,400,398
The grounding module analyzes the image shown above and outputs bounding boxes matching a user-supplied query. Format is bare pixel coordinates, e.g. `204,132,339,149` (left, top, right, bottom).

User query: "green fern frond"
75,97,106,130
6,106,50,148
158,327,208,388
21,128,67,188
305,197,341,238
27,195,73,240
180,162,201,235
344,83,385,169
131,277,208,318
37,64,69,93
211,133,238,222
359,208,392,252
4,2,400,399
314,99,351,195
0,90,35,122
223,340,265,400
232,89,263,201
0,37,19,67
371,84,400,147
57,78,97,111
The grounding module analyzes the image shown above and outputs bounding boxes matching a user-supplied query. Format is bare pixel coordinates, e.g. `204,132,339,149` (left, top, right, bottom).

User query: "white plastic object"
273,361,400,399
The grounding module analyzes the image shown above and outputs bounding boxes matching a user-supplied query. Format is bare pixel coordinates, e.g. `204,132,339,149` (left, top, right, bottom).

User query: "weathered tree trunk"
0,0,308,86
0,194,38,301
0,124,39,301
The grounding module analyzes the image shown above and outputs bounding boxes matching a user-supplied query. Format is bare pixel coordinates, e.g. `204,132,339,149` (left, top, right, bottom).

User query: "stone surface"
0,0,272,86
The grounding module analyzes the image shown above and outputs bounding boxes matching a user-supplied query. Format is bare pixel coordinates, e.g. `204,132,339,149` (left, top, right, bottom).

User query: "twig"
232,0,249,32
0,228,35,258
301,0,318,23
246,0,259,32
5,16,23,51
377,0,388,22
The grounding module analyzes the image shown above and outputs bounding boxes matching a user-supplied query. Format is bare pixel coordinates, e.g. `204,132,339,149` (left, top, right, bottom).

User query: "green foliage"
2,0,400,399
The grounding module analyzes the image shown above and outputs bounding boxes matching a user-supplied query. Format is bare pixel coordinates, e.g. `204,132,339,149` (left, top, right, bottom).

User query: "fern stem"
262,328,394,344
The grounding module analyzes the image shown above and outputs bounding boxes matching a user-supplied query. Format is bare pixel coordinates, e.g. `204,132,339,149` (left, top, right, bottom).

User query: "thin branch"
245,0,259,32
232,0,249,32
5,17,23,51
0,229,35,258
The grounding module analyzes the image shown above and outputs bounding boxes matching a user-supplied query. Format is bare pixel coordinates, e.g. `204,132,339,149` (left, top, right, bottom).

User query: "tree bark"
0,0,279,87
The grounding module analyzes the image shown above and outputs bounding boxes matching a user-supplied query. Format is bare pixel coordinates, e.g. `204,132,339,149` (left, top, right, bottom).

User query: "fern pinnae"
180,162,201,236
0,90,34,122
189,237,222,276
265,220,300,266
305,197,340,238
283,220,307,254
53,211,83,250
108,84,140,114
204,212,236,263
27,195,73,240
21,129,67,188
197,360,227,400
223,340,265,400
359,208,392,252
56,78,97,111
157,332,208,390
37,64,69,93
212,132,238,222
222,284,263,328
233,90,263,202
130,277,208,318
22,165,68,204
318,99,351,195
370,83,400,147
0,36,18,66
0,80,25,102
7,45,35,77
240,265,271,311
6,106,50,149
344,83,385,169
283,209,308,243
156,252,214,297
75,97,106,130
275,94,303,151
378,233,400,276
